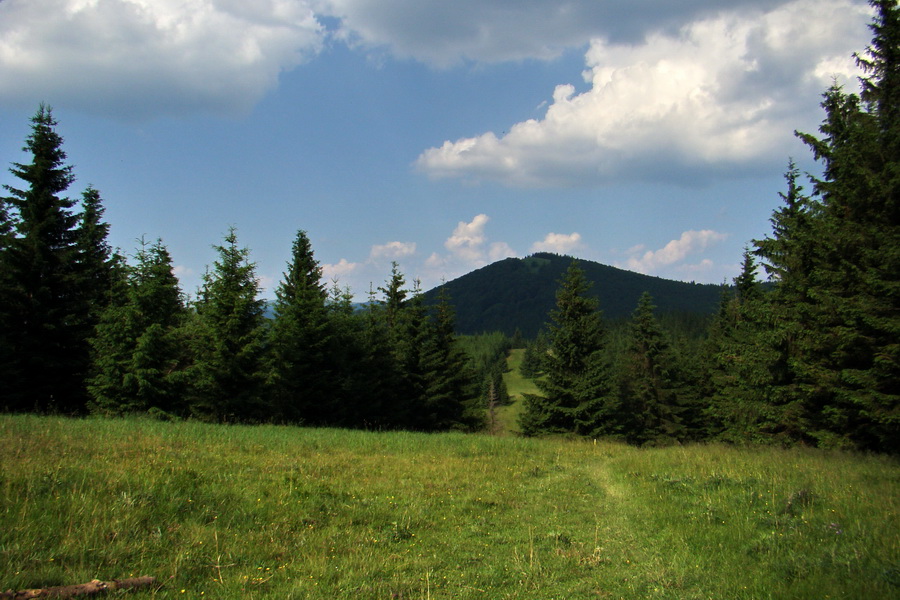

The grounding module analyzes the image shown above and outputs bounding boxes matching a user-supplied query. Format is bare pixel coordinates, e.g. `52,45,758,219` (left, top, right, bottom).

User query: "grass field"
496,348,540,435
1,415,897,599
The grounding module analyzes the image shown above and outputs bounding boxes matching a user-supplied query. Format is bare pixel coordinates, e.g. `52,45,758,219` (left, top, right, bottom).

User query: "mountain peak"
423,254,723,337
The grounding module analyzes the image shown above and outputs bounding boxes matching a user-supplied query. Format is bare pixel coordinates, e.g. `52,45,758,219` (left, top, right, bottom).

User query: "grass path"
1,415,897,599
495,348,539,435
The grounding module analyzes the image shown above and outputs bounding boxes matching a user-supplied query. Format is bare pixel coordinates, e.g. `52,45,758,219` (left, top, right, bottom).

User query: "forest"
0,1,896,454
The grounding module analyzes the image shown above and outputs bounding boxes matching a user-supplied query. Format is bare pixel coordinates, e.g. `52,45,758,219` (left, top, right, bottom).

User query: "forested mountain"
422,253,722,337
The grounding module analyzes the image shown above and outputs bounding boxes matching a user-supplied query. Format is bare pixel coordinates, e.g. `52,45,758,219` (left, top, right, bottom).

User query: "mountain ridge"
422,252,724,337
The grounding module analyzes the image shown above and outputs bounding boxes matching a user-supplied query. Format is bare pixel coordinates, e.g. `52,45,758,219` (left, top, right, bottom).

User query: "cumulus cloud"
422,214,517,283
530,232,583,254
415,0,871,186
0,0,324,118
369,240,417,260
322,257,361,281
315,0,787,66
622,229,727,276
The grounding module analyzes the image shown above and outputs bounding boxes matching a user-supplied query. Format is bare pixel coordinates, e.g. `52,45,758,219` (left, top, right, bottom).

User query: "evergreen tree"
268,230,334,424
774,0,900,452
702,253,800,445
187,227,268,422
1,105,84,413
88,238,187,416
418,287,480,431
519,261,614,437
519,332,548,379
617,292,694,445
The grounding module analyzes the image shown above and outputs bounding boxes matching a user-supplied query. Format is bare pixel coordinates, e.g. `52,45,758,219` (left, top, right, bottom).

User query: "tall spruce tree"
519,261,613,437
773,0,900,452
617,292,692,445
268,230,334,424
187,227,268,422
418,288,480,431
1,105,85,413
88,238,186,415
701,253,797,444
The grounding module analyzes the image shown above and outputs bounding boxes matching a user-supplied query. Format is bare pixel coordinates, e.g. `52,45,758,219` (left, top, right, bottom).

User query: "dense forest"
0,1,896,453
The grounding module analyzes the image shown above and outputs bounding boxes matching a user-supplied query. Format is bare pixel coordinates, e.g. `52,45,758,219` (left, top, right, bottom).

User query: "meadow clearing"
0,412,897,599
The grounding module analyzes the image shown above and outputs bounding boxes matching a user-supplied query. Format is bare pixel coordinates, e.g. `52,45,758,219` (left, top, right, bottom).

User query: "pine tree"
702,253,801,445
88,238,187,416
187,227,268,422
519,261,613,437
617,292,692,445
418,288,480,431
779,0,900,452
268,230,334,424
1,105,84,413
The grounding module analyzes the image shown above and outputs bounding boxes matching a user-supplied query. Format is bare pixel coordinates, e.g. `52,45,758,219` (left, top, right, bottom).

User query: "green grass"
1,415,897,599
496,348,540,435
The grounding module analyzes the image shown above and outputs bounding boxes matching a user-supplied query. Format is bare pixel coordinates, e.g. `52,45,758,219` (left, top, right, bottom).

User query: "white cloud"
422,214,517,284
173,265,195,279
444,214,489,262
488,241,516,262
530,232,583,254
0,0,324,118
322,257,361,280
415,0,871,186
369,240,417,260
623,229,727,275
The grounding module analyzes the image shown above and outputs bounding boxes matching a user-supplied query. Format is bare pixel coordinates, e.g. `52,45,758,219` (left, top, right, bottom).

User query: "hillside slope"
423,253,723,337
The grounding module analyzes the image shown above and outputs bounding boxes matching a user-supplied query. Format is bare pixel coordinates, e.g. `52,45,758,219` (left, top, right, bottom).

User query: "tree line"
1,2,896,451
520,0,898,454
0,111,480,429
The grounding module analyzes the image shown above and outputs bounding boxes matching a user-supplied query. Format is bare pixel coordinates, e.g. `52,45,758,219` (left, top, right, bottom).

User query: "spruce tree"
268,230,334,424
1,105,84,413
519,261,613,436
617,292,693,445
88,238,187,416
777,0,900,452
187,227,268,422
418,288,480,431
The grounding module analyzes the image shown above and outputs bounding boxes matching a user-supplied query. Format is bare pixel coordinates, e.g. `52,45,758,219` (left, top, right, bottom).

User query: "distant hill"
423,253,724,337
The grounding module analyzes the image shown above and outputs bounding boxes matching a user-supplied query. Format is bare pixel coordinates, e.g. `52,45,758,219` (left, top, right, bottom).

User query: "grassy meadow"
1,415,897,599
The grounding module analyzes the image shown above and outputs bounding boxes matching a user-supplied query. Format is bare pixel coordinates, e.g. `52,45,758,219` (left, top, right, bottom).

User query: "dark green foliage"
423,253,723,337
617,292,698,445
519,332,548,379
267,230,334,424
74,186,118,323
1,105,87,413
88,239,187,416
701,255,801,445
741,0,900,452
520,261,614,437
418,289,481,431
187,228,268,422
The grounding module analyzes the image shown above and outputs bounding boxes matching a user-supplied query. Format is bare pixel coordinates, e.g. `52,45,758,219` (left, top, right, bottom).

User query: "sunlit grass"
1,415,897,599
497,348,540,435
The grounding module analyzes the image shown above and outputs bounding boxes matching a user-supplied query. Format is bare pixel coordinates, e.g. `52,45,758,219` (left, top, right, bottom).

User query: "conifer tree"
519,261,613,436
187,227,268,422
418,288,480,431
617,292,693,444
268,230,334,424
88,238,186,415
770,0,900,451
1,105,84,412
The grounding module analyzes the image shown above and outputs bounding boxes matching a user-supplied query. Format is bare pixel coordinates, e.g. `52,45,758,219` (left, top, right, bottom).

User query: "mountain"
422,253,724,337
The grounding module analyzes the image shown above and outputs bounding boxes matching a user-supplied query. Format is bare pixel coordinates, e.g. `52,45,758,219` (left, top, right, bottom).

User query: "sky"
0,0,875,301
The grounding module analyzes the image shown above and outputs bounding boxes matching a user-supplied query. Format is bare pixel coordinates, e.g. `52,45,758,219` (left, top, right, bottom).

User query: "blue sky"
0,0,873,300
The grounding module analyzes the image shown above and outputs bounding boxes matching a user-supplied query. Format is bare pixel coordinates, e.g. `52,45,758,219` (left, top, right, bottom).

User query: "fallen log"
0,576,156,599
